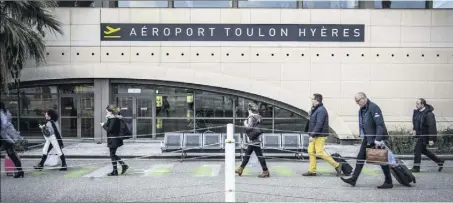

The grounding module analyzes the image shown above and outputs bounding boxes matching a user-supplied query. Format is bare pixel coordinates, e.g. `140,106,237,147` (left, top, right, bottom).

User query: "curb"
17,154,453,161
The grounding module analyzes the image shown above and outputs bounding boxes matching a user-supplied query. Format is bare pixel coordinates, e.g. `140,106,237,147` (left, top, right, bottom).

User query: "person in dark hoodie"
235,103,270,178
101,104,129,176
341,92,393,189
410,98,444,172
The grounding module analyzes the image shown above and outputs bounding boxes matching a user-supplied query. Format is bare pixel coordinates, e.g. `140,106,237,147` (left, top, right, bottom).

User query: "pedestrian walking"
101,104,129,176
410,98,444,172
34,109,67,171
302,94,342,176
235,103,270,178
341,92,393,189
0,102,24,178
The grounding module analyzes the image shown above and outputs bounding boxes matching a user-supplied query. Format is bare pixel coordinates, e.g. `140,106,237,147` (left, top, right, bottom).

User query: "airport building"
2,1,452,143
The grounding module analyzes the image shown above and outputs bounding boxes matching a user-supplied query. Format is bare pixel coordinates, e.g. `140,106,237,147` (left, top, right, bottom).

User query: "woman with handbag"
0,102,24,178
34,109,67,171
101,104,129,176
235,103,269,178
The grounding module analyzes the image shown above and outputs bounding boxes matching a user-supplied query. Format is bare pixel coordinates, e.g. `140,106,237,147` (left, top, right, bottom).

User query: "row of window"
59,0,452,9
48,52,452,57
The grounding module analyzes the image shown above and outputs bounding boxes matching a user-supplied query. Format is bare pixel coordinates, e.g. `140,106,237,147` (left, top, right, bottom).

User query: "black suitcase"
390,159,416,187
331,153,353,176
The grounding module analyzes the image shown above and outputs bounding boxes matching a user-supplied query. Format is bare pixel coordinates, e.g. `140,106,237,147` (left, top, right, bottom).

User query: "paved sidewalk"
16,142,453,160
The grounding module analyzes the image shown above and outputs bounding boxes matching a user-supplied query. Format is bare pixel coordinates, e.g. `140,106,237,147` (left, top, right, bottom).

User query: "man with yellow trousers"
302,93,342,176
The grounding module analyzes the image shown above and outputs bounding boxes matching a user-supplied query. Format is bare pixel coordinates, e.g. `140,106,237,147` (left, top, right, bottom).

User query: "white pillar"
225,123,236,202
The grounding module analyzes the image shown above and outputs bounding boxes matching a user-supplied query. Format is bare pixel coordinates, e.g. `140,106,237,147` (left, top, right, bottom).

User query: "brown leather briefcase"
366,148,388,165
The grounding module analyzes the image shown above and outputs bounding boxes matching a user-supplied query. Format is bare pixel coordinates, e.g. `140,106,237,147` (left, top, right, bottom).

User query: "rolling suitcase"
390,159,416,187
4,154,20,176
331,152,353,176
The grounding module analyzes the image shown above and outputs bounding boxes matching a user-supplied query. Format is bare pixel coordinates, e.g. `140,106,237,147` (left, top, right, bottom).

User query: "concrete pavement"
1,159,453,202
17,142,453,160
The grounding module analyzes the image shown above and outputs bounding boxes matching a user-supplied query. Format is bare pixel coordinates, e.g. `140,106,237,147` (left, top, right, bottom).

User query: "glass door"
136,97,153,138
116,96,134,137
60,96,78,138
60,95,94,138
115,95,155,139
80,96,94,138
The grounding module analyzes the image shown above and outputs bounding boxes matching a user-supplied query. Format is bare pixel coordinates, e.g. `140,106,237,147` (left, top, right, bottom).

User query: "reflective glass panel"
303,0,358,8
374,0,426,8
156,119,195,137
238,0,297,8
174,1,232,7
156,96,191,118
118,1,168,7
235,98,273,118
194,92,234,118
433,0,453,8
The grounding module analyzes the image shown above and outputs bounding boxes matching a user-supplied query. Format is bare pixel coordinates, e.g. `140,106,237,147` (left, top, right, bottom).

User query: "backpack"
120,119,132,140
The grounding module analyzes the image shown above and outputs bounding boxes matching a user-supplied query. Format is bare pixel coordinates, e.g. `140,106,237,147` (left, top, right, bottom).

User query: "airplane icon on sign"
103,26,121,38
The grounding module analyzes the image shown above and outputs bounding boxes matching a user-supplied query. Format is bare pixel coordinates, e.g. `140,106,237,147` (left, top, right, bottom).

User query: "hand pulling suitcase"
4,154,20,176
331,152,353,176
390,159,416,187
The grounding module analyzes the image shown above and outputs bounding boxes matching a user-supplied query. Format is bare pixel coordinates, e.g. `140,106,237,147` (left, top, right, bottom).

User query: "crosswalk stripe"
193,164,221,177
64,167,96,178
270,165,294,176
83,165,112,178
363,167,380,176
145,164,173,176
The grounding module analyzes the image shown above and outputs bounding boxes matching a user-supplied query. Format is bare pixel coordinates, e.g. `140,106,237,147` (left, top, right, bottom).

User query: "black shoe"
340,177,357,187
33,164,43,170
121,165,129,175
302,172,317,176
377,183,393,189
59,165,68,171
438,160,445,172
410,168,420,173
107,170,118,176
34,155,48,170
13,171,24,178
59,155,68,171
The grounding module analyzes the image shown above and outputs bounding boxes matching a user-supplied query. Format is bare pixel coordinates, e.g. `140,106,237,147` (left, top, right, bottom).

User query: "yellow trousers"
308,137,340,173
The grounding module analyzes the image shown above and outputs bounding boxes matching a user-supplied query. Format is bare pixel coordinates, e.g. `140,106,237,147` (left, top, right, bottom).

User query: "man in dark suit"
302,93,341,176
340,92,393,189
411,98,444,172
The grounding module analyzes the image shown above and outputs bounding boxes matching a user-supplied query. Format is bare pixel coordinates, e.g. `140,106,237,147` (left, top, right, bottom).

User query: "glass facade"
1,85,94,138
111,83,308,139
2,82,308,140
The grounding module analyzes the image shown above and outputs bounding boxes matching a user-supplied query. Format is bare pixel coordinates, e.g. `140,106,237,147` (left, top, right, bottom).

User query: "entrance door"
60,95,94,138
116,96,155,139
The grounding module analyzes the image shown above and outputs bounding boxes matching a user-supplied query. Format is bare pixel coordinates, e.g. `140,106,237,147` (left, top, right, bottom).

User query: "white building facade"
5,1,453,143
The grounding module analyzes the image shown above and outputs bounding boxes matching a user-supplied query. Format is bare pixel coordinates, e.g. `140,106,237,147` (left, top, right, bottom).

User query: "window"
274,107,307,134
235,98,273,118
194,91,234,118
374,0,426,8
174,1,232,7
433,0,453,8
117,1,168,7
57,1,94,7
303,1,358,8
238,0,297,8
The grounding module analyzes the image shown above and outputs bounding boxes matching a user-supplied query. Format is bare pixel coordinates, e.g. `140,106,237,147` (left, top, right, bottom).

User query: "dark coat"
412,104,437,142
103,115,123,149
359,99,389,145
305,103,329,138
